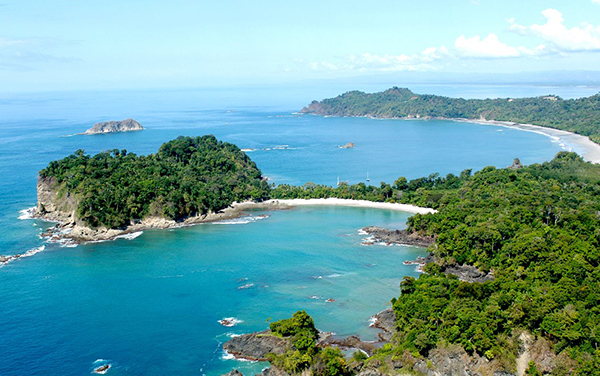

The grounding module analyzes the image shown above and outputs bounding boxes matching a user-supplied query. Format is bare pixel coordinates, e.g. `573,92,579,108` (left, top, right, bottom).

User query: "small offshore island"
34,129,600,375
82,118,144,135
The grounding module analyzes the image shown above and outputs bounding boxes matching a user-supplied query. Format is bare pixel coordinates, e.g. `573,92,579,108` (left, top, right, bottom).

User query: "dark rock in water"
223,330,290,361
322,335,376,356
93,364,111,374
508,158,523,170
221,370,243,376
83,118,143,135
361,226,435,247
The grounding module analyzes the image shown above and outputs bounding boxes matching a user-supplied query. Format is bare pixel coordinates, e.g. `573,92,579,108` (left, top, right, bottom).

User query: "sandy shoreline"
241,198,437,215
407,116,600,164
459,119,600,164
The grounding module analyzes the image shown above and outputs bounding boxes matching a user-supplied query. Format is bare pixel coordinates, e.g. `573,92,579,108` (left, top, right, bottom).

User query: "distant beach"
462,119,600,164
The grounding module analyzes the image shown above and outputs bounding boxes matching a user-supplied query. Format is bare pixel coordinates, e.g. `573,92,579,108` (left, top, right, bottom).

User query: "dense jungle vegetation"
390,152,600,374
274,152,600,374
267,310,350,375
301,87,600,144
39,135,270,228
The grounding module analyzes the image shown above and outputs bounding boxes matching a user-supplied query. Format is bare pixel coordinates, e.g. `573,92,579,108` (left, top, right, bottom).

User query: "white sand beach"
243,198,437,215
463,119,600,164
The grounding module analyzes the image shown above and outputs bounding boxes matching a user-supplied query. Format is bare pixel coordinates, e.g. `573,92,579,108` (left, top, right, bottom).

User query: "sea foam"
18,207,36,220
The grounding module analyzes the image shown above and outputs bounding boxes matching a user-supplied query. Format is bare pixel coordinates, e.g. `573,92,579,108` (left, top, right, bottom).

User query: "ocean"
0,83,597,375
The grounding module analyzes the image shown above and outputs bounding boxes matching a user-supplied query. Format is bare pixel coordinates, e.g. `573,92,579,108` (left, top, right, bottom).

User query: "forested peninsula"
36,135,270,241
301,87,600,144
226,153,600,376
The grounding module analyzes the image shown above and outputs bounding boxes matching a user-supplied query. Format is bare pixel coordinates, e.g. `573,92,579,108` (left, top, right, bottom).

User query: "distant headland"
82,118,144,135
301,87,600,147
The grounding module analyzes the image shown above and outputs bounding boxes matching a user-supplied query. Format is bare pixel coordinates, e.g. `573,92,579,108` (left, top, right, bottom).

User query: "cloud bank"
310,8,599,72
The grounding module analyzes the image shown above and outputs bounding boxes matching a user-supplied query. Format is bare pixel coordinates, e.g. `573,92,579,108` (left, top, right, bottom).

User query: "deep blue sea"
1,83,598,375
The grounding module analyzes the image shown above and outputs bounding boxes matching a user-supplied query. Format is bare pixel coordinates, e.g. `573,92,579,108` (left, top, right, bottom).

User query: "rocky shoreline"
221,309,398,376
360,226,435,247
361,226,494,283
34,201,289,244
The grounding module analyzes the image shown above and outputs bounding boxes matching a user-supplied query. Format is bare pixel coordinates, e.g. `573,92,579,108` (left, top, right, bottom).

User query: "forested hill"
301,87,600,144
39,135,270,229
271,153,600,374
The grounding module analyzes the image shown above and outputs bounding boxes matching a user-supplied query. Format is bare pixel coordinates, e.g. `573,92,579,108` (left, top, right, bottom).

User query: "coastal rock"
222,370,243,376
444,264,494,283
322,335,376,356
508,158,523,170
339,142,356,149
93,364,111,374
413,344,515,376
356,370,386,376
370,308,396,342
83,118,143,135
223,331,291,361
300,100,331,116
361,226,435,247
36,176,78,223
257,367,291,376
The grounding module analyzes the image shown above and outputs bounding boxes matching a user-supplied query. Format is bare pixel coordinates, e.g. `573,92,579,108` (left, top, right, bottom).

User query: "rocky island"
82,118,144,134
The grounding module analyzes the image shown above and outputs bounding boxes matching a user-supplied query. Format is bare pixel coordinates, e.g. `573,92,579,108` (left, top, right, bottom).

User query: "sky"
1,0,600,92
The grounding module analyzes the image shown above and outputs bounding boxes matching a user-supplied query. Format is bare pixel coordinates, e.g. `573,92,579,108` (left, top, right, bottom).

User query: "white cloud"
307,8,599,73
509,8,600,51
455,33,520,58
593,0,600,4
0,36,31,48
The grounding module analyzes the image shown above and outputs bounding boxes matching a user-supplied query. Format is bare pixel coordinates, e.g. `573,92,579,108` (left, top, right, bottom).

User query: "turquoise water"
0,85,585,375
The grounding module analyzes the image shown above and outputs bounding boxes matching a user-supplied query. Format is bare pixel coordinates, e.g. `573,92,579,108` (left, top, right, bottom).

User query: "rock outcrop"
221,370,243,376
223,331,291,361
83,118,143,134
257,367,291,376
36,176,78,224
508,158,523,170
412,344,515,376
361,226,435,247
444,264,494,283
370,308,396,342
339,142,356,149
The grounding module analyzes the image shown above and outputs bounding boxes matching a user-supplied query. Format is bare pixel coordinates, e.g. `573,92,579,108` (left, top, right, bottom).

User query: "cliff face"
36,176,78,224
300,101,333,116
83,118,143,134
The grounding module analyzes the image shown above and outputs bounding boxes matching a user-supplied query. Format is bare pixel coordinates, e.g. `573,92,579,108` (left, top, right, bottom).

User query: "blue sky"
1,0,600,92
